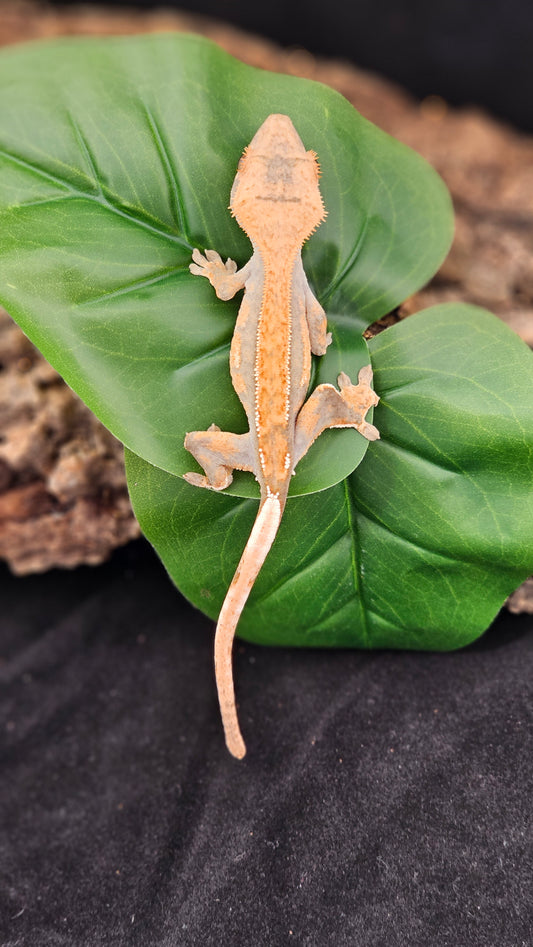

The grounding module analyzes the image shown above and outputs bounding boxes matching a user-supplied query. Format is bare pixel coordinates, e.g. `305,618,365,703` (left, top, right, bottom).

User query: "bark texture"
0,1,531,611
0,308,139,574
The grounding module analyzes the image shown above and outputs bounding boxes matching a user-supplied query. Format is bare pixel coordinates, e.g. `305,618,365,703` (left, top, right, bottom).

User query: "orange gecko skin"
185,115,380,758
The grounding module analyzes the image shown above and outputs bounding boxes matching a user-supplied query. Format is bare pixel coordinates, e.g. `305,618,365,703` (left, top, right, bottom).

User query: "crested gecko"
185,114,379,759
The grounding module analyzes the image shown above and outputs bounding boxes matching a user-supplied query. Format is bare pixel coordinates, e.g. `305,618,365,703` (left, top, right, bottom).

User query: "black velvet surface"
54,0,533,132
1,540,532,946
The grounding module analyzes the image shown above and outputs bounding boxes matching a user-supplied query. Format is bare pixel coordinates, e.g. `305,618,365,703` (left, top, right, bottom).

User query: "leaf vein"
142,104,191,242
344,477,371,647
0,146,192,249
76,266,190,308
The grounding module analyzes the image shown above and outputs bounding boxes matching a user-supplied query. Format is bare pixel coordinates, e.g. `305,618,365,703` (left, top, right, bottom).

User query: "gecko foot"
183,421,234,489
337,366,380,441
183,470,232,491
190,249,239,300
184,429,252,492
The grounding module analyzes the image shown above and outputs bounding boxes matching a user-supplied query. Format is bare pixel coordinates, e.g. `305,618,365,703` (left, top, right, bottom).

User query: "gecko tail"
214,492,283,759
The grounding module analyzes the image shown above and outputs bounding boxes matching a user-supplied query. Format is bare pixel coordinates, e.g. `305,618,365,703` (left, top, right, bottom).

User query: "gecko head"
230,114,326,248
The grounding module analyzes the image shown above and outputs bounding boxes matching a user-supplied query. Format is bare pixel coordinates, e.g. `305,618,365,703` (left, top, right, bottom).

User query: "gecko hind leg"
293,365,380,465
184,427,254,491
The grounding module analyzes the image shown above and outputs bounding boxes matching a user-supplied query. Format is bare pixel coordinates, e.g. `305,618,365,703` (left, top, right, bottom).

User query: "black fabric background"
1,539,532,946
54,0,533,132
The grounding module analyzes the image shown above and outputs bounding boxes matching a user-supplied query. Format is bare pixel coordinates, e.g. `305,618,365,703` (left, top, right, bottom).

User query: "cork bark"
0,1,531,611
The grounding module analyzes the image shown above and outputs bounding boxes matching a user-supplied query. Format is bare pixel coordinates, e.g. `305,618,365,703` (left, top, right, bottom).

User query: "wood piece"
0,1,531,612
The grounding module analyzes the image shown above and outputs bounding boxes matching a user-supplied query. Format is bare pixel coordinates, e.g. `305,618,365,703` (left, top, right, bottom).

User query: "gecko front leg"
293,365,380,465
190,248,251,300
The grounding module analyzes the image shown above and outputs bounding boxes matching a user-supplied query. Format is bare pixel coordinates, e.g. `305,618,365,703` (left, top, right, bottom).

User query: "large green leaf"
0,33,452,496
126,304,533,649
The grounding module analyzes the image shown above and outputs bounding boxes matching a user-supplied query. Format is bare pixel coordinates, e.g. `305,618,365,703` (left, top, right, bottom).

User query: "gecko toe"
183,471,209,489
360,422,380,441
358,364,374,386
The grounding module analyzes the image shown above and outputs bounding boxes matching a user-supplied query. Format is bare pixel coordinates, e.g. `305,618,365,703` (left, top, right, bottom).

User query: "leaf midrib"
343,476,371,647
